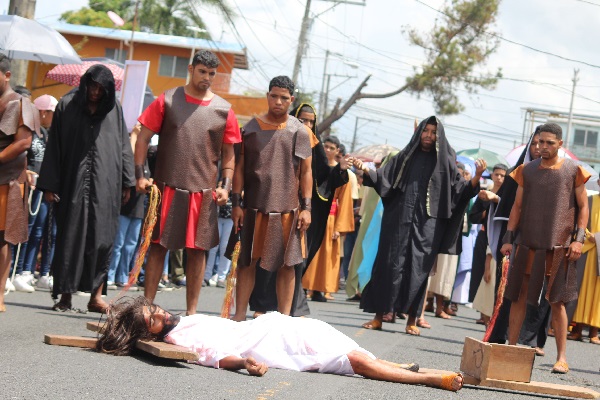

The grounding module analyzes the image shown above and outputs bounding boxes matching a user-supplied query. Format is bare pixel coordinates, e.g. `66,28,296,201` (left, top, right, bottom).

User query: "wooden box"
460,337,535,383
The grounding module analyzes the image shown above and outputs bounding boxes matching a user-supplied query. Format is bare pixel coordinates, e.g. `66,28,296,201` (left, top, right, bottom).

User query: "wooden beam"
87,321,105,334
479,378,600,399
44,334,98,349
54,325,201,362
426,368,599,399
136,340,199,361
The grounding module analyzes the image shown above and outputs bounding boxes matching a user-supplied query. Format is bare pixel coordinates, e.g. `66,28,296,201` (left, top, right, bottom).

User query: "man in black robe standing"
38,65,135,313
352,116,486,335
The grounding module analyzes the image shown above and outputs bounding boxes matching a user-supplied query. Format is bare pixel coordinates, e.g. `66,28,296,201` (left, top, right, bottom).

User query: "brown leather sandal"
551,361,569,374
405,325,420,336
416,318,431,329
361,319,383,330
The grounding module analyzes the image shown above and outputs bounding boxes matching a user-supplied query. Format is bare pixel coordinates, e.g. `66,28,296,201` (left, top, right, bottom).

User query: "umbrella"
352,144,399,163
456,155,476,176
46,60,125,91
505,144,578,168
0,15,81,65
456,148,509,172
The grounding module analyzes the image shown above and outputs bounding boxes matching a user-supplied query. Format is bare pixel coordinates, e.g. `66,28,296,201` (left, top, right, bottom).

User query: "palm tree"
62,0,234,38
139,0,234,37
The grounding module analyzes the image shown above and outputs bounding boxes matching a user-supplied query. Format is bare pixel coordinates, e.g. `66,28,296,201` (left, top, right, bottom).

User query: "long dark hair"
96,296,159,356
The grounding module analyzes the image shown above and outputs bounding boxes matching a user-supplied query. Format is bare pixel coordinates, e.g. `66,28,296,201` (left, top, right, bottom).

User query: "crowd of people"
1,48,599,386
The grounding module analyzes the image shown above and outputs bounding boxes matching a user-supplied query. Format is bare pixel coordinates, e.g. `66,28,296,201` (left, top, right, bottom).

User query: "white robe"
165,312,375,375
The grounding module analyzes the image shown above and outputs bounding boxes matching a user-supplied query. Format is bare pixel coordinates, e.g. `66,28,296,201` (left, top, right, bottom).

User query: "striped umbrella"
45,60,124,90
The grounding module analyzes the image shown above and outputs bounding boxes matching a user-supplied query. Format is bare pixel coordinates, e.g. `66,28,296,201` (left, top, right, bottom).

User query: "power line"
572,0,600,6
414,0,600,70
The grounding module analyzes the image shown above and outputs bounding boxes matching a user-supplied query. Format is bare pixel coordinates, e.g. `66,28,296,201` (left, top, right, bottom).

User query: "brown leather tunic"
506,158,581,305
0,93,39,245
154,87,230,192
151,88,231,251
238,116,312,271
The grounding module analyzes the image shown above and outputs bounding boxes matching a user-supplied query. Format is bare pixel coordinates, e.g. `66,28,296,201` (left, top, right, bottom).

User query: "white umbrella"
0,15,81,65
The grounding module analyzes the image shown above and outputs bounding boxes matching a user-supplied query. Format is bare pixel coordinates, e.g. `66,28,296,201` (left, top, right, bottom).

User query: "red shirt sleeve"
138,93,165,133
223,108,241,144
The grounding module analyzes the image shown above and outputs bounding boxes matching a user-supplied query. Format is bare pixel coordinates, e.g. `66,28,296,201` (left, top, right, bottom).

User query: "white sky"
4,0,600,158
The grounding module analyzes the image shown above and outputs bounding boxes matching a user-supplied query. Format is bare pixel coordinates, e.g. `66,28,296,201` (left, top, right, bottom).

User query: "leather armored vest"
519,158,578,249
154,87,230,192
242,116,312,213
0,93,37,185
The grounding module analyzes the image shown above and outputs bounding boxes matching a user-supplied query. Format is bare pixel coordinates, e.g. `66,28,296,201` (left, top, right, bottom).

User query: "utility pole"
291,0,312,85
128,0,140,60
351,116,380,152
317,49,329,119
8,0,36,86
565,68,579,150
292,0,365,86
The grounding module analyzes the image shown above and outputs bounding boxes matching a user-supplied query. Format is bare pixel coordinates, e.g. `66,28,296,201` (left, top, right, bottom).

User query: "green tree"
319,0,502,133
61,0,234,38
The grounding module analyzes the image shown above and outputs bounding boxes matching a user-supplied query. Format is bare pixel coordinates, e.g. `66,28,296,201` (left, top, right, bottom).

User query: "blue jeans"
14,189,56,275
107,215,142,284
204,217,233,281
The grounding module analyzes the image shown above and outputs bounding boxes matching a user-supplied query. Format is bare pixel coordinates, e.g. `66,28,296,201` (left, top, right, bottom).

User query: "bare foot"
253,311,265,319
231,314,247,322
87,299,109,314
440,372,463,391
452,373,464,391
0,303,5,312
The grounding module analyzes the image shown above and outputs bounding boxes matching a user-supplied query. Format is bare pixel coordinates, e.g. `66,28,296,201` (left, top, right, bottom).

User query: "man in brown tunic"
501,123,590,374
0,54,37,312
136,50,240,315
231,76,313,321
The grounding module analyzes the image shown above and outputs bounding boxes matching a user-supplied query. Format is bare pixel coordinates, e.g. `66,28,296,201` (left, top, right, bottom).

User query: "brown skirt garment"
505,244,578,305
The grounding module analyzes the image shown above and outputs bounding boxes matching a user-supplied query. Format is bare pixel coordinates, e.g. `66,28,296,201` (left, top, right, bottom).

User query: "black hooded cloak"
359,116,479,317
37,65,135,298
249,103,348,316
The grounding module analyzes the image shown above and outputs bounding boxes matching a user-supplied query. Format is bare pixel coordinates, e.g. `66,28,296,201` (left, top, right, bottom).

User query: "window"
105,48,126,63
574,129,585,146
573,129,598,148
587,131,598,148
159,55,189,78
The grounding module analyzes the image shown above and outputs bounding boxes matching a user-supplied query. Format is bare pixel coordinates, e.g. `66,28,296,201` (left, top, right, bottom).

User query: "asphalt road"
2,285,599,400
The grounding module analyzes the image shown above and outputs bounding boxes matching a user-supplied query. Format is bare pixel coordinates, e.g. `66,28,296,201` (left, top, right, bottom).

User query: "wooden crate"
460,336,535,383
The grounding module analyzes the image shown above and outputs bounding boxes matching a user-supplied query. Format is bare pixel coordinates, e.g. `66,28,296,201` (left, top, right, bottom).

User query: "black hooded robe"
487,131,538,343
360,116,478,318
37,65,135,298
249,104,348,316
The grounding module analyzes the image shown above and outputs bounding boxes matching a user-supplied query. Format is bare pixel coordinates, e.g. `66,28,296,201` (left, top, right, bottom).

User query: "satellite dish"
107,11,125,27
